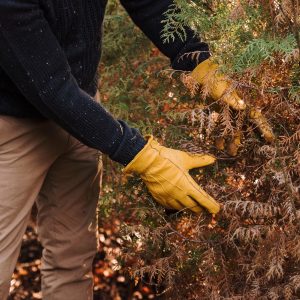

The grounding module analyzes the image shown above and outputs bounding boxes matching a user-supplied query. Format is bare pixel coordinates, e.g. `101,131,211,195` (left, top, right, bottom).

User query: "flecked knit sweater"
0,0,210,165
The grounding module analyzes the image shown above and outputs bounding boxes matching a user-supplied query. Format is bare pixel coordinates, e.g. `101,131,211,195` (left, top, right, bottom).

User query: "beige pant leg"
36,136,101,300
0,117,68,300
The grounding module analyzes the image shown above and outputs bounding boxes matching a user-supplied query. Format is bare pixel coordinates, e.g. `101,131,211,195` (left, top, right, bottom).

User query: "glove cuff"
190,58,218,84
123,135,161,175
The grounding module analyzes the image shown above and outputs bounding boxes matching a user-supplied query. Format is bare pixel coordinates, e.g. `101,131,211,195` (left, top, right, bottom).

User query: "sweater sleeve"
120,0,210,71
0,0,146,165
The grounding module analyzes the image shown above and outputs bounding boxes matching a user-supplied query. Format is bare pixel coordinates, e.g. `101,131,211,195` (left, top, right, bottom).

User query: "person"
0,1,274,299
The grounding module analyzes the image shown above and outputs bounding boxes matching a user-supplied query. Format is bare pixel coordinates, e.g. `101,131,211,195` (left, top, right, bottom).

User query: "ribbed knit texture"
0,0,210,165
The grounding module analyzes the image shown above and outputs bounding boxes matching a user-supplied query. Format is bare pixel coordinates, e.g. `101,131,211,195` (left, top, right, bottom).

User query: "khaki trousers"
0,116,101,300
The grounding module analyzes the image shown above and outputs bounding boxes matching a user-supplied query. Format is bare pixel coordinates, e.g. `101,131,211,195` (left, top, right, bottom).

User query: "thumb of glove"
178,151,216,170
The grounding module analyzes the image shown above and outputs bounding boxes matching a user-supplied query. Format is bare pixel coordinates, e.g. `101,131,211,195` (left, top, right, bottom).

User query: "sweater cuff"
109,120,147,166
171,35,211,71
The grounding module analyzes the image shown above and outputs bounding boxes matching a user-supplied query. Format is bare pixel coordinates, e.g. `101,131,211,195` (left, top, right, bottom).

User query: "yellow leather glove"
191,58,275,143
191,58,247,110
123,136,220,215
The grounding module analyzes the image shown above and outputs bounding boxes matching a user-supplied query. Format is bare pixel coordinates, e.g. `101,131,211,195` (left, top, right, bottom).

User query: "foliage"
99,0,300,299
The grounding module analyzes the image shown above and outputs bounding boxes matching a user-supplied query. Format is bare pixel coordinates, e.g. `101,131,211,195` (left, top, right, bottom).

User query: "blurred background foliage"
98,0,300,299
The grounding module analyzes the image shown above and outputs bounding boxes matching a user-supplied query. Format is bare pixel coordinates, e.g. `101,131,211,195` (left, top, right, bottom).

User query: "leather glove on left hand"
190,58,276,148
123,136,220,215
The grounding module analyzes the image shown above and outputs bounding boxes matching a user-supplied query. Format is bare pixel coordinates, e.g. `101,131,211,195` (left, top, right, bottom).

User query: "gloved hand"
190,58,275,153
123,136,220,214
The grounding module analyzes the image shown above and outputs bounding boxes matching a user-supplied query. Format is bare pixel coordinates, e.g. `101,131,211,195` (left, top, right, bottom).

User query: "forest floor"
9,218,156,300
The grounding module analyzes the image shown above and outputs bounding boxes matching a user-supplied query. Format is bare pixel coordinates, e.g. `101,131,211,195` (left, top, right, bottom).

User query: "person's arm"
120,0,210,71
121,0,275,144
0,0,146,165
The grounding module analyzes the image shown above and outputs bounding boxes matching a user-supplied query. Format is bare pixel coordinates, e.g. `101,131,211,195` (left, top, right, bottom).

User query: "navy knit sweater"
0,0,210,165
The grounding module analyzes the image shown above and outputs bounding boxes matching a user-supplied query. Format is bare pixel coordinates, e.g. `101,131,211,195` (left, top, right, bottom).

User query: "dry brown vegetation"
99,1,300,299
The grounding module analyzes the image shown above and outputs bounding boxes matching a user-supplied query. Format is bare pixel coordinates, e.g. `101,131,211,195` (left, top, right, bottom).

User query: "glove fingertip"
208,203,221,214
189,154,217,168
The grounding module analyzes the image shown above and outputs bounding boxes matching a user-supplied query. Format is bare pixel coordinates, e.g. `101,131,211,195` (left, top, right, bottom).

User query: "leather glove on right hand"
123,136,220,215
191,58,276,146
